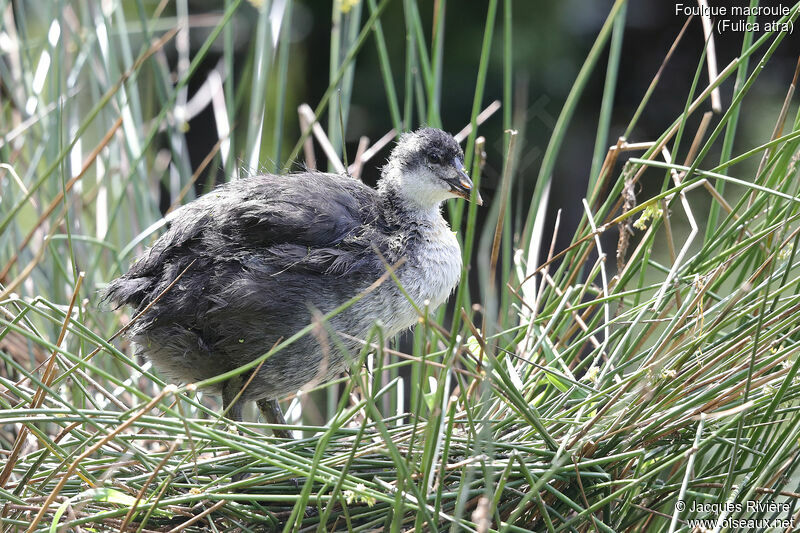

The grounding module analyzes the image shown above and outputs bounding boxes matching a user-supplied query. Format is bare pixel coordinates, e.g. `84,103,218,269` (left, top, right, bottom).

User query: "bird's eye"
428,153,441,165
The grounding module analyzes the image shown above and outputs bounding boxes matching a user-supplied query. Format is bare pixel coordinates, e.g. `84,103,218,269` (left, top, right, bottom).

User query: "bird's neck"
378,169,444,224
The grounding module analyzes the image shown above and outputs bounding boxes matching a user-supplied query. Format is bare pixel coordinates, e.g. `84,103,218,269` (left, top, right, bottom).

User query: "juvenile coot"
105,128,481,436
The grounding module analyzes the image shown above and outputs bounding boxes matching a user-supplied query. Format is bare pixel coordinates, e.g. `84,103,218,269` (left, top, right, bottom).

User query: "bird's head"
380,128,483,210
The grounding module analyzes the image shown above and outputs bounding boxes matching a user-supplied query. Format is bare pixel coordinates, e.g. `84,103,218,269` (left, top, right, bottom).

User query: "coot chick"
105,128,481,436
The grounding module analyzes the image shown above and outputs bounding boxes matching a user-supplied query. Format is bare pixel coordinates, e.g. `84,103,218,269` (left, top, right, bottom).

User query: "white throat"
379,164,453,216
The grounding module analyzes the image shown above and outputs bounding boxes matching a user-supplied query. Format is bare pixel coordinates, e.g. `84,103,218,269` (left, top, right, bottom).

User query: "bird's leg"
257,398,292,439
221,376,245,423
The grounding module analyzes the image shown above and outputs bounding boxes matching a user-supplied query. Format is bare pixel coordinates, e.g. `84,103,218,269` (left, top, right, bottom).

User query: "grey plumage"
105,128,479,415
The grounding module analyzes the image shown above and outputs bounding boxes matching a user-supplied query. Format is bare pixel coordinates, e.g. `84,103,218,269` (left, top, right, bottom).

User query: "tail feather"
103,276,152,309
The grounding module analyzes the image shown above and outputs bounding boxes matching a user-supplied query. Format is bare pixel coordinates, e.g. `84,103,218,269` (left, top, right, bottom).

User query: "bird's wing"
206,173,387,276
207,173,379,250
104,173,386,309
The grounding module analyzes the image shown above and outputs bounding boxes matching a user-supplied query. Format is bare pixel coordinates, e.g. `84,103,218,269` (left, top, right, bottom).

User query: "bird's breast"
396,221,462,316
349,216,463,339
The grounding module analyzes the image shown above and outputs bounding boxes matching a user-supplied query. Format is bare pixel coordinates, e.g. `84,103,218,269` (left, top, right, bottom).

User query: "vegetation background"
1,0,799,531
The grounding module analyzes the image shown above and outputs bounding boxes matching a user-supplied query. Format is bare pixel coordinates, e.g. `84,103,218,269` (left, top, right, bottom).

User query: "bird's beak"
449,157,483,206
